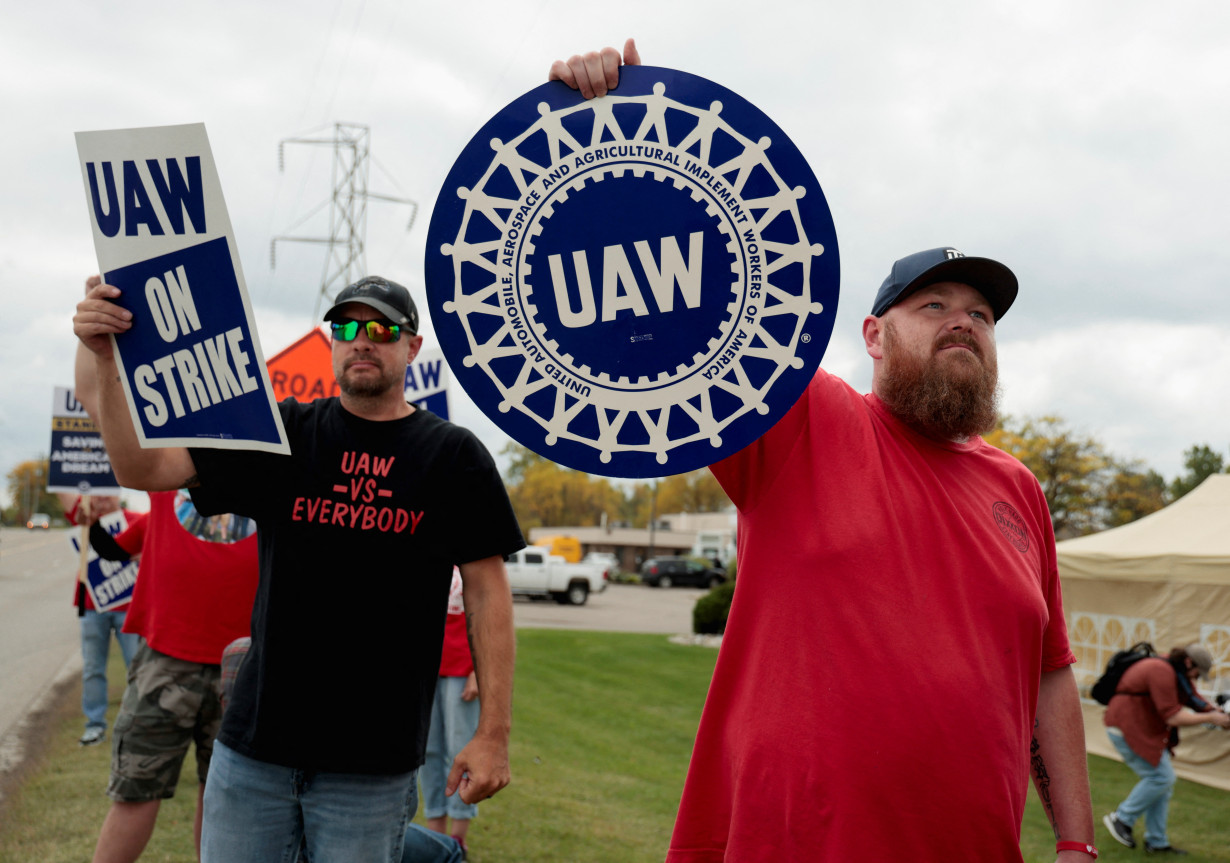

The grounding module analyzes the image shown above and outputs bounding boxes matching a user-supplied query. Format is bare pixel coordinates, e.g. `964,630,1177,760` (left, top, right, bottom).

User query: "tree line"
986,417,1227,539
5,421,1226,537
500,443,728,532
498,419,1228,540
2,458,66,525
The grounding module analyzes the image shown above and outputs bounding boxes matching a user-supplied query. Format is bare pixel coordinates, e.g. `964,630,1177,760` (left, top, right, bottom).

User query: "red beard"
878,322,1000,441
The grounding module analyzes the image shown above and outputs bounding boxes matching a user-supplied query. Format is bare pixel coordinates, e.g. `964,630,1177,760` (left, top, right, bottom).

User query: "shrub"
692,579,736,634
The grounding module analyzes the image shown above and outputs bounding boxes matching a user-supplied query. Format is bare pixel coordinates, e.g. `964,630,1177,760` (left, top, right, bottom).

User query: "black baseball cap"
870,247,1018,322
323,276,419,334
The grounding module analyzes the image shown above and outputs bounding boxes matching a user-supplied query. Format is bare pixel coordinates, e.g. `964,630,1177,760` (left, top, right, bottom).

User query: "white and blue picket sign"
101,239,282,447
76,124,289,454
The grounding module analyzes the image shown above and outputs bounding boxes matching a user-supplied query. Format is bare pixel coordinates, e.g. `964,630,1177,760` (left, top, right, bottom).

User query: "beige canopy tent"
1057,474,1230,790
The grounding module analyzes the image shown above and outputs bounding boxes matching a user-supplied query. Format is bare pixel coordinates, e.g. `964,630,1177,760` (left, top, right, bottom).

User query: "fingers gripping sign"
446,733,510,804
74,276,132,360
548,37,641,99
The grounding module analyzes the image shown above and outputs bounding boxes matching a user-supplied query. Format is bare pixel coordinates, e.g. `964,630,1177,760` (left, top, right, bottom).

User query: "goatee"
878,321,1000,441
339,358,399,399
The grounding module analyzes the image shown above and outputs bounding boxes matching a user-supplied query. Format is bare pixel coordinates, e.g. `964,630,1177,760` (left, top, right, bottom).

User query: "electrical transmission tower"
271,122,417,319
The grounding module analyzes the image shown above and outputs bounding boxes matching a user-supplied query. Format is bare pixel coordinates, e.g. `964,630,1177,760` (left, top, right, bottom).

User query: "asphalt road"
0,526,83,778
511,581,707,634
0,533,706,789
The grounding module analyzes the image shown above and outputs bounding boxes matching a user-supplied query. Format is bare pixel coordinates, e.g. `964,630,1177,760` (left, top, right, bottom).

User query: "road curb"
0,650,82,807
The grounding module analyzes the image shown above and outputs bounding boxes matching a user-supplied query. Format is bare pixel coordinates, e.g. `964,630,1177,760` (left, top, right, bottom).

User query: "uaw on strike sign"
76,123,288,454
426,66,839,478
70,510,139,613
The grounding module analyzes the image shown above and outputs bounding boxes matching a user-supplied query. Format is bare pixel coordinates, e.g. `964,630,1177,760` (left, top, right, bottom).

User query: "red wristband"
1056,841,1098,858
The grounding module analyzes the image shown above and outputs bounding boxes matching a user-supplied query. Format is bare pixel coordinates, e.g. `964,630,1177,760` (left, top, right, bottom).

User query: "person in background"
1102,643,1230,855
59,492,140,747
422,568,482,859
70,324,259,863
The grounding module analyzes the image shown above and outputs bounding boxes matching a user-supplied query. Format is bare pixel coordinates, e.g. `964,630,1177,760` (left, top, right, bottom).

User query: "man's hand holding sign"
75,275,199,490
547,37,641,99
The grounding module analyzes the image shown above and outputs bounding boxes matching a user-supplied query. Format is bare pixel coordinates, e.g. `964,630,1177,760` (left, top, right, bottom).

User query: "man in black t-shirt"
74,274,524,863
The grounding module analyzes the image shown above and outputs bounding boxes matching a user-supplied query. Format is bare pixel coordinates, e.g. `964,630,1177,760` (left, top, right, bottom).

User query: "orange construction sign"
265,328,339,402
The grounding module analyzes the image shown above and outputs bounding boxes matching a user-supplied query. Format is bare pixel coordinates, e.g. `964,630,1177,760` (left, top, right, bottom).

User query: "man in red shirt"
422,568,482,858
550,42,1096,863
1102,645,1230,854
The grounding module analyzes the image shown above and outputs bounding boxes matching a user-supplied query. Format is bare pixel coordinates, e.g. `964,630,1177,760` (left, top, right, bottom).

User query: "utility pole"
271,122,417,319
647,480,659,563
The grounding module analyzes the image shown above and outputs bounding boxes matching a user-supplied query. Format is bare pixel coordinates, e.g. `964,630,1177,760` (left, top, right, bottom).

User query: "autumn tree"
620,481,657,528
987,416,1172,537
499,445,731,531
986,415,1110,537
1101,459,1168,528
500,443,623,531
654,468,730,515
1168,444,1227,501
4,458,63,524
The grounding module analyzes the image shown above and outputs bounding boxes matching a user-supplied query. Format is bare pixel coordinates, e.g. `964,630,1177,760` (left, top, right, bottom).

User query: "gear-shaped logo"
426,66,839,477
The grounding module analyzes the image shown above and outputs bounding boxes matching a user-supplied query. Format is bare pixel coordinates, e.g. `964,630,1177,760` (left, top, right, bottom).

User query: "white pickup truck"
505,547,607,605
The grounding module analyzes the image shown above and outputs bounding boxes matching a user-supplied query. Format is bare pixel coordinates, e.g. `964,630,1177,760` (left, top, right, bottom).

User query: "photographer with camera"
1102,643,1230,854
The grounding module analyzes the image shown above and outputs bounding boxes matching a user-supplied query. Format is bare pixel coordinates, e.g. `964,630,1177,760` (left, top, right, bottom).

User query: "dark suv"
640,557,726,589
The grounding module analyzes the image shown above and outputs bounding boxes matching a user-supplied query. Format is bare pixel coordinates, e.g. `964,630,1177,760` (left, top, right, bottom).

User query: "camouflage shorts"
107,642,223,802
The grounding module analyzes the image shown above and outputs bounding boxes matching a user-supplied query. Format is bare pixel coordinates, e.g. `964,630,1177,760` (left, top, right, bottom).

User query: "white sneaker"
1102,812,1135,849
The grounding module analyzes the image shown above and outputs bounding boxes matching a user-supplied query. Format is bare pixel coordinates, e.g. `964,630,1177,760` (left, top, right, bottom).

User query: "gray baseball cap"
1185,643,1214,680
324,276,419,334
871,247,1018,321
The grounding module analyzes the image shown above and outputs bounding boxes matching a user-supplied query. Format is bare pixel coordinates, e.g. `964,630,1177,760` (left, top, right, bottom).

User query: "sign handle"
76,497,92,617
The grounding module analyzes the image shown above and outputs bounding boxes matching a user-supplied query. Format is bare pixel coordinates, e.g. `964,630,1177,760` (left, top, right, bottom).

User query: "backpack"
1091,642,1156,705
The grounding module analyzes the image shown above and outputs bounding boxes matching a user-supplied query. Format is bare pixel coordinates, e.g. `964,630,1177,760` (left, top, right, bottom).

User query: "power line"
270,122,417,320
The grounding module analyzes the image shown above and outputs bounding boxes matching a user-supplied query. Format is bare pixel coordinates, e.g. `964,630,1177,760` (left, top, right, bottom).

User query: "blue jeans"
80,609,140,730
421,676,481,821
202,740,419,863
1107,729,1176,848
402,824,464,863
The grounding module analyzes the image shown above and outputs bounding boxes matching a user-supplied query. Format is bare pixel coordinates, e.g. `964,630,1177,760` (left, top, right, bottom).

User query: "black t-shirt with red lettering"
190,398,524,774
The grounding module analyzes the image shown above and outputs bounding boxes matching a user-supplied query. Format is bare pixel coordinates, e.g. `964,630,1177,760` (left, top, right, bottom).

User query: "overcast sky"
4,0,1229,505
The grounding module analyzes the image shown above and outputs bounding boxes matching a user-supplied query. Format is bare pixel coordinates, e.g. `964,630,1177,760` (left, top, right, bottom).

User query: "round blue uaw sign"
425,65,839,477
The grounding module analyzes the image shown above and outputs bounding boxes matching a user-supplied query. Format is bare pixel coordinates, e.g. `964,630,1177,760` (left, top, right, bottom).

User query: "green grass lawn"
2,630,1228,862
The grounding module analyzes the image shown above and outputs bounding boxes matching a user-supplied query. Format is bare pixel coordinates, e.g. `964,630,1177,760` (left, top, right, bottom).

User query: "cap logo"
944,249,964,260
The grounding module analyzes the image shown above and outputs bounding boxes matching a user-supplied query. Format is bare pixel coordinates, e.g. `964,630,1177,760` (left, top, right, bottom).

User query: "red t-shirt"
667,370,1074,863
439,568,474,678
118,490,259,664
1103,657,1184,766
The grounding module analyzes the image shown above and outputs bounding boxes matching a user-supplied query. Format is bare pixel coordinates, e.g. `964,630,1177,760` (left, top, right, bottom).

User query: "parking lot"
512,581,709,634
